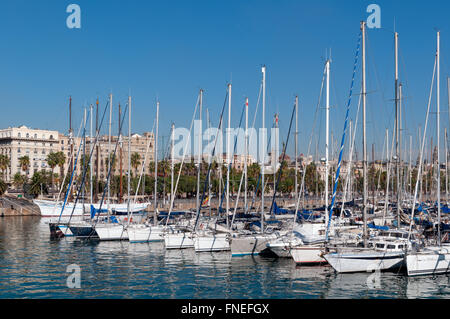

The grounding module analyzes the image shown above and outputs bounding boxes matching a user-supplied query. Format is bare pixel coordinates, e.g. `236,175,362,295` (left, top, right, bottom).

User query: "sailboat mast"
119,103,123,203
69,96,73,201
261,66,266,234
96,98,100,201
395,32,401,228
437,30,441,245
325,59,330,227
127,96,132,220
244,97,249,214
90,103,93,205
206,108,211,216
197,90,203,218
361,21,368,247
108,93,112,212
226,85,231,229
445,128,448,204
154,101,159,226
295,96,298,206
171,123,175,209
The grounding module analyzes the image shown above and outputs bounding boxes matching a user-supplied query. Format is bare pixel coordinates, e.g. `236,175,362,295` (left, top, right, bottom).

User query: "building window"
26,133,29,138
18,133,21,138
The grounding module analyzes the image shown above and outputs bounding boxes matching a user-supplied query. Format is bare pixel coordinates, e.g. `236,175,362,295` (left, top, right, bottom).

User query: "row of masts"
63,23,447,238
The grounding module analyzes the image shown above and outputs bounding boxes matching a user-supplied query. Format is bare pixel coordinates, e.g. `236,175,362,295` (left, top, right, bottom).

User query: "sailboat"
230,66,279,257
324,23,415,273
291,57,332,265
405,31,450,276
193,89,232,252
128,101,165,243
163,90,203,250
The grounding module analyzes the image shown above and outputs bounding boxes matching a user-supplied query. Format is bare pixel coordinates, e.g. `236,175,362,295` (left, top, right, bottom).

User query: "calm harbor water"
0,217,449,299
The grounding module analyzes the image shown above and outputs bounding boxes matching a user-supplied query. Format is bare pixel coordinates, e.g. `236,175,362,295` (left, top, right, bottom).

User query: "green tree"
131,152,141,177
0,179,6,195
13,172,26,189
19,155,30,176
55,151,66,186
0,154,10,180
46,152,59,189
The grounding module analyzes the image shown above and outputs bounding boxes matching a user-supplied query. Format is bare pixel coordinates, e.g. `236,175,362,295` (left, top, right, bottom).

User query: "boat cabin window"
398,245,404,249
376,243,385,249
387,245,396,249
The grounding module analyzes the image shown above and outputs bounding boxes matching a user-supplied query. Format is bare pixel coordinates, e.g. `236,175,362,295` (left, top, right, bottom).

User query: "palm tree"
108,153,117,173
19,155,30,177
0,154,10,180
13,172,26,189
55,152,66,186
0,179,6,195
131,152,141,177
46,152,59,189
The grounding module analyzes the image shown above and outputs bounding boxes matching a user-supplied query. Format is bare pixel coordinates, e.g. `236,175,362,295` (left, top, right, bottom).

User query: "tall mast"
445,128,448,204
90,103,93,205
244,97,249,214
197,90,203,219
361,21,368,247
96,98,100,202
437,30,441,246
127,96,132,220
261,66,266,234
295,96,299,206
325,59,330,227
82,107,86,204
171,123,175,207
69,96,73,201
207,108,211,217
119,103,123,203
410,134,413,196
108,93,112,211
154,101,159,226
226,85,231,229
395,32,401,228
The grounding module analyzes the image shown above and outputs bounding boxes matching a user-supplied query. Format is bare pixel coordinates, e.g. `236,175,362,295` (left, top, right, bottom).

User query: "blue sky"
0,0,448,160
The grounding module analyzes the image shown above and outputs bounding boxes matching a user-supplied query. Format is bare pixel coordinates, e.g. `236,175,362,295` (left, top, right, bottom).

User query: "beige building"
59,132,155,181
0,125,60,182
0,125,155,185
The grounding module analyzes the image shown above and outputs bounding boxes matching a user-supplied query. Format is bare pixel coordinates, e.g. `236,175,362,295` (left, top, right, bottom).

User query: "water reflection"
1,217,450,298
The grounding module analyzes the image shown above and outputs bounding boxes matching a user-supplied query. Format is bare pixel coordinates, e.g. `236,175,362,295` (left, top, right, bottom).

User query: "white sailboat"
291,56,332,265
230,66,276,256
193,89,231,253
128,100,164,243
406,31,450,276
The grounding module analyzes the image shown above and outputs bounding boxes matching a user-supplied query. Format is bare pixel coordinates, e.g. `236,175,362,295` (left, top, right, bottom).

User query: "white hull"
230,234,277,256
194,233,230,252
95,224,128,241
291,245,326,264
266,237,303,258
164,232,194,249
324,249,405,273
34,199,84,217
406,246,450,276
128,225,165,243
34,199,149,217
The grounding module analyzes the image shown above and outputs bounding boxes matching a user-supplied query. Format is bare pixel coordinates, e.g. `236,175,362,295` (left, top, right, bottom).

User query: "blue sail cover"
90,205,108,219
109,215,119,223
368,222,389,231
273,202,291,215
297,210,322,221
